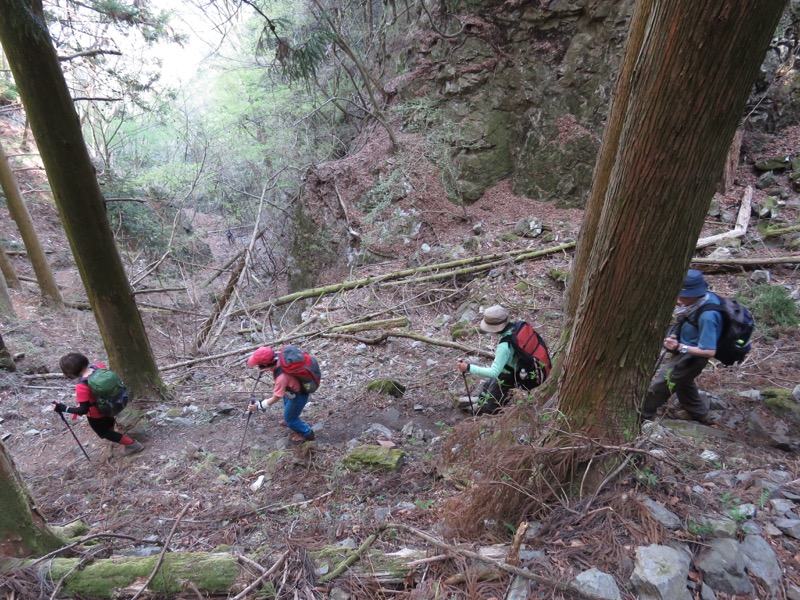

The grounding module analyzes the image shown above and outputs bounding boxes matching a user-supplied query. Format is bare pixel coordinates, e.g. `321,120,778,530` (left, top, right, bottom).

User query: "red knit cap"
247,346,275,367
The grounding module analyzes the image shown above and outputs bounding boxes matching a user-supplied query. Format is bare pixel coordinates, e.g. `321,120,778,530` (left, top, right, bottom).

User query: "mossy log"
33,552,241,598
328,317,409,333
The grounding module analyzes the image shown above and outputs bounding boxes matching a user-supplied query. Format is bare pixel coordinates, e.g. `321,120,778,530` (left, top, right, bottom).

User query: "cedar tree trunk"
557,0,787,443
0,244,21,291
0,138,64,307
0,0,165,398
0,275,15,320
0,441,63,557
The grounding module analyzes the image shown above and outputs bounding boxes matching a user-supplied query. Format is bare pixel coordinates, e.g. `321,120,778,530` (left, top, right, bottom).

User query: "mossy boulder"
344,445,405,472
763,389,800,424
755,158,791,172
365,379,406,398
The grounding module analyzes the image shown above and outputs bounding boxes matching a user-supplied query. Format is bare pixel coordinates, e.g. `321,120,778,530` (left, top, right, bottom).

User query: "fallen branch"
130,503,191,600
231,242,576,318
388,524,611,600
323,330,494,359
230,550,289,600
695,186,752,249
317,532,380,583
761,223,800,238
132,287,187,295
691,255,800,266
327,317,409,333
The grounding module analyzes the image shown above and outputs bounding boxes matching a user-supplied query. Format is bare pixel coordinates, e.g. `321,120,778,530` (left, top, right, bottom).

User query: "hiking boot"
290,430,315,443
674,409,713,425
124,440,144,455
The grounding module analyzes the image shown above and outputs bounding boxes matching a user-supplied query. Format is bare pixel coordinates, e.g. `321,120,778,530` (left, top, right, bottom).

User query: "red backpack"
278,345,322,394
502,321,551,389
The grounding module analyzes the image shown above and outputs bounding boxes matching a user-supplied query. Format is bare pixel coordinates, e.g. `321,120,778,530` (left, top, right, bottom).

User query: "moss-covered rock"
344,446,405,472
763,390,800,424
365,379,407,398
754,158,791,171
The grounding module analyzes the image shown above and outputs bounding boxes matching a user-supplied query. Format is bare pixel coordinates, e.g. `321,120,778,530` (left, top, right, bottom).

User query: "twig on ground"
129,503,191,600
230,550,289,600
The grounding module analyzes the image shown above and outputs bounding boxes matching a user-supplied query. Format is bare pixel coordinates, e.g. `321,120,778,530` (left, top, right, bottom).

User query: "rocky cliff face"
290,0,800,291
398,0,634,207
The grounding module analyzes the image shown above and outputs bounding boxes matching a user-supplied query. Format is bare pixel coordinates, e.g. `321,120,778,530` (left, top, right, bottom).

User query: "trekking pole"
237,372,263,459
461,371,475,414
58,411,90,462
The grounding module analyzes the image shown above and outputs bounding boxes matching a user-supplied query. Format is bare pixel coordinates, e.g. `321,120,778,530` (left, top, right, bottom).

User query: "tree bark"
0,244,22,291
0,333,17,369
0,441,64,557
0,275,16,320
0,0,165,399
557,0,787,444
0,138,63,306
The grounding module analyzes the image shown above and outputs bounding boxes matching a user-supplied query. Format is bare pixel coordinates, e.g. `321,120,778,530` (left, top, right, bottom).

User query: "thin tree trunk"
0,275,15,320
0,441,64,557
0,138,63,306
0,0,165,399
0,244,21,291
557,0,787,444
0,333,17,369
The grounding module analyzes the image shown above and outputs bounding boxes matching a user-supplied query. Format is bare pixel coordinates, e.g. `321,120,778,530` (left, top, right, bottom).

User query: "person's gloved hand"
52,402,67,414
248,400,265,412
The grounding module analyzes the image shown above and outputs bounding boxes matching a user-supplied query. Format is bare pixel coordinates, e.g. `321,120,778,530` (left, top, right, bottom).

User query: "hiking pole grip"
58,411,90,462
461,371,474,414
236,372,263,459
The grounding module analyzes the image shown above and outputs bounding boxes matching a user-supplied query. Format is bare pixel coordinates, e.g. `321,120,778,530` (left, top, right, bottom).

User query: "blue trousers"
283,393,312,436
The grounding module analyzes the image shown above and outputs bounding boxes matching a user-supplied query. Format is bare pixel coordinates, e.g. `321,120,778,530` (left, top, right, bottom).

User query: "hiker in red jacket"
247,346,315,443
52,352,143,455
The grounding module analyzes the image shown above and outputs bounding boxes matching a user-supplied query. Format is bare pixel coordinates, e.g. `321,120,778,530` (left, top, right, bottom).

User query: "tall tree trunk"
557,0,787,444
0,244,22,291
0,138,64,307
0,0,165,399
0,275,15,320
0,441,63,557
0,333,17,369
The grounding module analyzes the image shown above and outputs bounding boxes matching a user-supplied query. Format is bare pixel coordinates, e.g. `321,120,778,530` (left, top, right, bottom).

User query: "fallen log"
695,186,751,249
230,242,576,318
23,552,243,598
761,223,800,238
323,330,495,359
691,255,800,266
327,317,409,333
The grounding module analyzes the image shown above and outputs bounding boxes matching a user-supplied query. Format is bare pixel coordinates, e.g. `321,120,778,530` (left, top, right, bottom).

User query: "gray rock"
793,384,800,403
729,503,757,520
513,217,543,238
640,497,681,530
413,404,424,411
394,502,416,511
329,587,350,600
766,470,792,483
704,470,736,487
788,583,800,600
774,518,800,539
472,222,484,235
506,573,533,599
693,517,737,538
630,544,690,600
740,534,782,598
738,389,763,400
23,429,40,436
374,507,391,523
696,538,754,596
700,583,717,600
354,343,367,355
770,498,796,516
292,493,306,502
518,548,545,562
742,521,762,535
571,568,621,600
365,423,394,439
750,269,771,284
336,538,358,550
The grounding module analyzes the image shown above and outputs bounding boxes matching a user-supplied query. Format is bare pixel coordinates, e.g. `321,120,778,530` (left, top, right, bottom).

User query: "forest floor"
1,114,800,599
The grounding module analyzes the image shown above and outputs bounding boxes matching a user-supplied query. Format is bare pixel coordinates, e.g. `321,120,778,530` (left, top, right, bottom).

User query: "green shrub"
737,284,799,334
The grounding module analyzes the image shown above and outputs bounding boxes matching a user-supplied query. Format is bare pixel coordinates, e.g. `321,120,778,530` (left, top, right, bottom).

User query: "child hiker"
52,352,144,455
247,346,315,443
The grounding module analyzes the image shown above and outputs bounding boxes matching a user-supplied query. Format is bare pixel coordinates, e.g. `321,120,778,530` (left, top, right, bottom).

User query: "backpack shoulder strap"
78,364,99,385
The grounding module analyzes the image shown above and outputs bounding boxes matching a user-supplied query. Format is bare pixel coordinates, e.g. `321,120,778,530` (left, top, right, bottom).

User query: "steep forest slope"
1,1,800,599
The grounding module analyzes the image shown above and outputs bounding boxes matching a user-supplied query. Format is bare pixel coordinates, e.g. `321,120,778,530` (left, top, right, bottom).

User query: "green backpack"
83,366,129,416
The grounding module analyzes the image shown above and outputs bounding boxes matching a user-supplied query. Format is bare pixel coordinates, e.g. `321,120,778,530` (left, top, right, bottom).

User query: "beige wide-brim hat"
479,305,510,333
